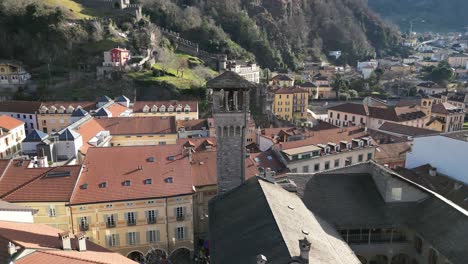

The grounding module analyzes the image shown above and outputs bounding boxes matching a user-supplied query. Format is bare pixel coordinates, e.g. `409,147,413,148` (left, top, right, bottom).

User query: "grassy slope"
128,54,216,89
42,0,109,19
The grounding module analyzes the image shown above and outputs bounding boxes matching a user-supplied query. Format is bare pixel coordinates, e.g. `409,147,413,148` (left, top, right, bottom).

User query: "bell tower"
207,71,255,194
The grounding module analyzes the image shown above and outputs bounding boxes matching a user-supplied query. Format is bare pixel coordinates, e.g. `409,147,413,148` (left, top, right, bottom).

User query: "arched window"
229,126,234,136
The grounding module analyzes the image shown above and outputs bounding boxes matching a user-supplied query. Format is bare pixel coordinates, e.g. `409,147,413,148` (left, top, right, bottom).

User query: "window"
147,210,157,224
159,141,166,145
345,157,352,166
175,207,185,220
176,227,185,240
122,180,131,186
79,216,89,231
147,230,160,243
42,120,47,124
334,159,340,168
414,236,423,254
16,114,20,118
358,154,363,162
144,178,152,185
367,152,372,161
291,168,297,173
127,232,139,245
391,188,402,201
314,163,320,172
106,214,116,228
48,205,56,217
330,112,333,118
302,165,309,173
337,113,340,119
344,114,348,121
360,117,364,124
126,212,136,225
106,234,119,247
428,248,438,264
325,161,330,170
352,116,355,122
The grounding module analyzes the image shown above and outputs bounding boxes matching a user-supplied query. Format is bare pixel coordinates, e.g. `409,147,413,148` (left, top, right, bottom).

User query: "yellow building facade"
272,87,309,121
37,102,96,133
69,195,194,258
110,134,178,146
15,201,71,231
133,101,199,121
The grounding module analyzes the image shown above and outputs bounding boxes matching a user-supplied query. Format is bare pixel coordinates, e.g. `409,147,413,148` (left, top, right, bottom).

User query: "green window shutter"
156,230,160,242
134,212,138,223
146,230,150,243
115,234,120,246
136,232,140,245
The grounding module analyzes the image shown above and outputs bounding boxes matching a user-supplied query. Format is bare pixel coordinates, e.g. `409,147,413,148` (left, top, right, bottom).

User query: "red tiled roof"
41,101,96,111
278,126,370,150
248,150,288,176
0,221,136,264
0,100,42,114
271,74,293,81
71,145,194,205
374,142,411,163
95,116,176,135
327,103,367,116
274,87,308,94
177,119,208,131
133,101,198,113
0,160,81,202
105,103,128,117
431,102,464,115
328,103,426,122
0,115,24,130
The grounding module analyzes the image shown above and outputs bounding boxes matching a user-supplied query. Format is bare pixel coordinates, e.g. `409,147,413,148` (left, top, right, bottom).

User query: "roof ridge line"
36,250,106,264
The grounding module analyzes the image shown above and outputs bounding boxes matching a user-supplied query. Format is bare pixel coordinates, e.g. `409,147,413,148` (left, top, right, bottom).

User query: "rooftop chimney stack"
8,242,18,256
299,237,311,264
256,254,267,264
58,231,72,251
429,167,437,177
76,232,87,252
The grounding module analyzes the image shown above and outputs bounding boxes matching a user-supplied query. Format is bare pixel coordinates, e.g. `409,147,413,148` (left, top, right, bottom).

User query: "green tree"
332,74,350,99
428,60,454,84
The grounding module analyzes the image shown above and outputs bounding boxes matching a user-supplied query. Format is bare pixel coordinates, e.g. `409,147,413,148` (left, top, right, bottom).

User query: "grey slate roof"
94,108,111,117
97,95,112,102
378,122,438,137
0,199,37,213
209,176,360,264
58,128,80,141
300,162,468,264
206,71,256,90
115,95,130,102
23,129,48,142
71,108,88,117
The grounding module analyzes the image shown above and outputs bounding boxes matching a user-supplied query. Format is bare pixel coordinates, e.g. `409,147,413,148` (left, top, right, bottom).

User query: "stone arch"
169,247,191,264
223,126,228,137
370,255,388,264
127,250,144,262
217,126,222,138
113,1,121,9
235,126,241,136
357,255,368,264
146,248,168,264
391,254,411,264
229,126,234,136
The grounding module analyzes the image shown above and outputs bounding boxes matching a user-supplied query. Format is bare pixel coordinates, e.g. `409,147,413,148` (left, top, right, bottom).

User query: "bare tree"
193,66,215,86
156,47,176,74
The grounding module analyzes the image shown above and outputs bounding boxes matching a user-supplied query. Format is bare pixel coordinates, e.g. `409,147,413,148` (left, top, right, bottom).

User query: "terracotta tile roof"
95,116,176,135
374,142,411,164
104,102,128,117
327,103,367,116
41,101,96,111
177,119,208,131
278,126,371,150
0,221,136,264
0,160,82,202
71,145,194,205
248,150,288,176
74,118,105,154
395,99,421,107
378,122,438,137
133,100,198,113
271,74,293,81
0,100,42,114
274,86,308,94
0,115,24,130
431,102,464,115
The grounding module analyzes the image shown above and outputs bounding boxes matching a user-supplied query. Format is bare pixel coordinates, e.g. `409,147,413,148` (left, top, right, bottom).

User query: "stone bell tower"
206,71,255,195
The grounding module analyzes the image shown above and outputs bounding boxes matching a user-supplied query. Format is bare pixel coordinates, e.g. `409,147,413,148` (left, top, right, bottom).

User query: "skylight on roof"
165,177,173,183
80,183,88,189
122,180,131,186
144,178,152,185
46,171,71,178
99,182,107,188
167,156,175,161
147,157,155,162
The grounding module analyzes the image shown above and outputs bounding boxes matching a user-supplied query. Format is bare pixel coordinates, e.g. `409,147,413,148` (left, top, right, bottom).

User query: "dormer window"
144,178,152,185
48,106,57,114
167,105,174,113
142,105,150,113
151,105,158,112
159,105,166,112
39,106,48,114
122,180,131,186
66,105,75,114
184,105,191,113
176,104,182,113
57,106,66,114
99,182,107,188
80,183,88,189
325,147,331,154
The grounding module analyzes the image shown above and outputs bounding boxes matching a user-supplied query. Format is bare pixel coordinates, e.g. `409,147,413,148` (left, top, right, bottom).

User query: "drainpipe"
166,197,170,255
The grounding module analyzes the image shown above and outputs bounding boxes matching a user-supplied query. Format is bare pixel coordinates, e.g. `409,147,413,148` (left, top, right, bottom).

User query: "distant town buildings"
218,56,261,83
132,100,198,120
272,87,309,122
0,115,25,158
97,47,130,79
0,60,30,87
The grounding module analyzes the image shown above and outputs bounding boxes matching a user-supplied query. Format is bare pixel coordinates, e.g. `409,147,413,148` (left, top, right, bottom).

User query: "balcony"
127,220,136,226
147,218,157,224
176,215,185,221
79,224,89,231
106,222,116,228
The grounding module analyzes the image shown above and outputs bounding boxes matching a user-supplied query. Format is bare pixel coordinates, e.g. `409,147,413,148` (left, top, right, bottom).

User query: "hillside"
368,0,468,32
143,0,406,70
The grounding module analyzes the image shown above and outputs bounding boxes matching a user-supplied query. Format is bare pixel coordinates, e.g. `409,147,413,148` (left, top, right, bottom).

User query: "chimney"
76,232,87,252
8,242,18,256
429,167,437,177
256,254,267,264
58,231,72,250
299,237,311,263
188,147,193,162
